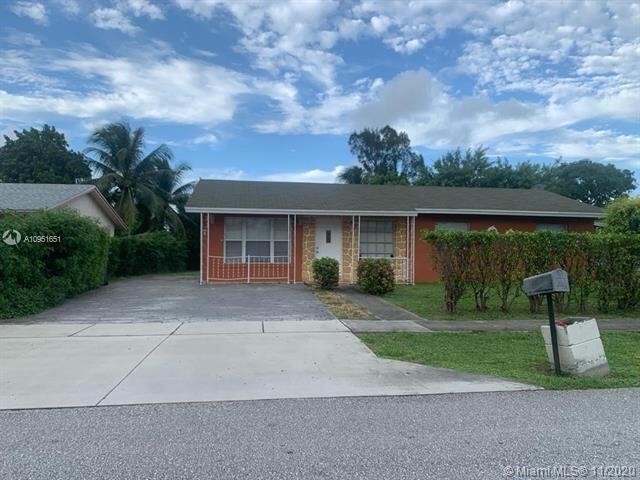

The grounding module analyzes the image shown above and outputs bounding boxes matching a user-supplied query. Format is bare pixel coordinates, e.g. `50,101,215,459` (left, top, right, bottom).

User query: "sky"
1,0,639,184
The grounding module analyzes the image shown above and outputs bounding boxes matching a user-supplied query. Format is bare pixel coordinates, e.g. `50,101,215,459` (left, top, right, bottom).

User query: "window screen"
535,223,567,232
435,222,469,232
224,217,289,263
360,220,394,258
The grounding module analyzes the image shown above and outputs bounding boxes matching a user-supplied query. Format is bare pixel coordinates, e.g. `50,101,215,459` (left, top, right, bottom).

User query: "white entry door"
315,218,343,267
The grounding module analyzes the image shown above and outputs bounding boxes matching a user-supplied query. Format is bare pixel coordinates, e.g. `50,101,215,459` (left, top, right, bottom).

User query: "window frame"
535,223,568,232
359,219,395,259
224,217,289,263
435,222,470,232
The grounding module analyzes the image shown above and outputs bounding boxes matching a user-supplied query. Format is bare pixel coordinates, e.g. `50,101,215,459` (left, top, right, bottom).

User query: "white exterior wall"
65,194,116,236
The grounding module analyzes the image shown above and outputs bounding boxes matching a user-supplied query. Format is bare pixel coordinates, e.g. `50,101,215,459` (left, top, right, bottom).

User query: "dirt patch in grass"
359,331,640,390
314,289,373,319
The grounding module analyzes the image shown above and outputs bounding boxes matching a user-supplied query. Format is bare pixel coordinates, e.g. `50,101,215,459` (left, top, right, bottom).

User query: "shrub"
312,257,340,290
421,230,640,315
108,231,187,277
0,209,109,319
357,258,395,295
604,196,640,234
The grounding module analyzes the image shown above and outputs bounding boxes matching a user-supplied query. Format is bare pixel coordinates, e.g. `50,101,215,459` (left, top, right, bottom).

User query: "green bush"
604,196,640,234
312,257,340,290
422,230,640,314
108,231,187,277
357,258,395,295
0,209,109,319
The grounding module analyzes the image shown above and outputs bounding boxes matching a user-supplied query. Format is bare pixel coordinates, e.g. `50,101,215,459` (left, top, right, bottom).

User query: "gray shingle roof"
0,183,94,211
186,179,603,218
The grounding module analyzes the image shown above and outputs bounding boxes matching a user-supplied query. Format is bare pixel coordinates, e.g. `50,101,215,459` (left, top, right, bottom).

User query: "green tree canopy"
0,125,91,184
604,196,640,234
544,159,636,207
339,126,426,185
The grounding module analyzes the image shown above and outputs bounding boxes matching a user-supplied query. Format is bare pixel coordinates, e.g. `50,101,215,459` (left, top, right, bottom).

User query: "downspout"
293,214,297,284
200,212,203,285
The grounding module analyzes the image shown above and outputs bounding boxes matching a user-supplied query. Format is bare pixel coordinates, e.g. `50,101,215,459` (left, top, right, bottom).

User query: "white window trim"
359,219,395,259
224,217,289,263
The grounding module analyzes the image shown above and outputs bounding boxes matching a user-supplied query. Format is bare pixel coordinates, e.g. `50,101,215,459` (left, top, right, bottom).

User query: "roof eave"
185,207,418,216
414,208,604,219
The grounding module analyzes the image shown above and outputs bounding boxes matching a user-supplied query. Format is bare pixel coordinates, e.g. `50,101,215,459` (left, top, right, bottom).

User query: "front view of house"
185,180,603,285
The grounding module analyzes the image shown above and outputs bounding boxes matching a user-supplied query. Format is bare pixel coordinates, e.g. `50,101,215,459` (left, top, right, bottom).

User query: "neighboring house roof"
0,183,127,228
186,179,604,218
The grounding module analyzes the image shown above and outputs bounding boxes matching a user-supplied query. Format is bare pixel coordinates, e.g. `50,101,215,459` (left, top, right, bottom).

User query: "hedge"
0,209,109,319
422,231,640,314
108,231,187,277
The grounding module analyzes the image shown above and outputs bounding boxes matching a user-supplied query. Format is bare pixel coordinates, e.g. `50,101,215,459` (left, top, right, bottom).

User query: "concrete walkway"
0,321,535,410
338,286,425,321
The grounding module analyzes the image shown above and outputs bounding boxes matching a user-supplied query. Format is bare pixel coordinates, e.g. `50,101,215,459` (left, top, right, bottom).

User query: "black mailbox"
522,268,570,375
522,268,570,296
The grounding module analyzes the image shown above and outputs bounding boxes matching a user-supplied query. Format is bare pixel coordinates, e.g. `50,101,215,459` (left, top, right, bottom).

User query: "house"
0,183,126,235
185,179,603,284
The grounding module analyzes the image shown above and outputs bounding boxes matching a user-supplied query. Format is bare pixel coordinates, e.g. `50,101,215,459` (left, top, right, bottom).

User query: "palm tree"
152,159,195,236
84,121,173,229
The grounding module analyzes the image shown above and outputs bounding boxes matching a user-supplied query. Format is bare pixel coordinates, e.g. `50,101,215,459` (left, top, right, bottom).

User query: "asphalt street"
1,388,639,480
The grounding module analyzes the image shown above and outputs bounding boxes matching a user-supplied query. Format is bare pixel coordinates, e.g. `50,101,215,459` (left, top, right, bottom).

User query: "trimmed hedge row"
0,209,109,319
422,231,640,314
108,231,186,277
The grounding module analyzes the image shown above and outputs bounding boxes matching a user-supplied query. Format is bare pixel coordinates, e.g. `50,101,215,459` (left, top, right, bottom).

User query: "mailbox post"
522,269,570,375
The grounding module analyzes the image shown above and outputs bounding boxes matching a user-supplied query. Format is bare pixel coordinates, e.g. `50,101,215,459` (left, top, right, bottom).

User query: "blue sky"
1,0,639,184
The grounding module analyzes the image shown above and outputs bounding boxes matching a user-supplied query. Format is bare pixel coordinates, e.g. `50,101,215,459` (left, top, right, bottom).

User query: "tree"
339,126,426,185
604,196,640,234
0,125,91,184
428,147,491,187
151,158,195,236
84,121,174,230
544,159,636,206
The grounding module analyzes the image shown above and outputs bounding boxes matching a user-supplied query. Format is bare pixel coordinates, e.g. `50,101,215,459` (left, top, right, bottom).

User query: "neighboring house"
185,179,603,284
0,183,126,236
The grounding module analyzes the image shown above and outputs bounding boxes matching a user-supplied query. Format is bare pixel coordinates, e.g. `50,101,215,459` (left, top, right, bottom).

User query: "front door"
315,218,343,268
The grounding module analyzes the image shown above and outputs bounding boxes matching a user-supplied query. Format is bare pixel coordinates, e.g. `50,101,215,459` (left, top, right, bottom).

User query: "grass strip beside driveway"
359,331,640,390
314,290,372,319
383,284,640,321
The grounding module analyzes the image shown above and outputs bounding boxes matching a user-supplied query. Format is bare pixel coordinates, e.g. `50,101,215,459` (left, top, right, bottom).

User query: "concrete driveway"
0,321,535,410
20,275,334,323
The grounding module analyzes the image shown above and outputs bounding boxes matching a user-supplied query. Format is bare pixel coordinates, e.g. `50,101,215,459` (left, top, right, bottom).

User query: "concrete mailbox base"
541,318,609,377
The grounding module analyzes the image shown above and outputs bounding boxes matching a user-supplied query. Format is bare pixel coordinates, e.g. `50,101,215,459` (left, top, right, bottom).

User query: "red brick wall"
413,214,596,283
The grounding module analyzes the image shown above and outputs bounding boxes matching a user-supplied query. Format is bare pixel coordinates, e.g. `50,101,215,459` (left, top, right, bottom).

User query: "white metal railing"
208,255,290,282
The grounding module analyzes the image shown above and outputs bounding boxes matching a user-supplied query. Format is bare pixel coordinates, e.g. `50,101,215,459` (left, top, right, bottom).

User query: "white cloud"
53,0,80,15
0,50,250,126
10,1,48,25
90,8,139,34
541,129,640,160
191,133,218,145
259,165,345,183
4,29,40,46
119,0,164,20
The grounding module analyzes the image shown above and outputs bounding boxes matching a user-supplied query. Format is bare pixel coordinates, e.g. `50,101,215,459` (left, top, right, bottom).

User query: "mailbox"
522,268,570,296
522,268,571,375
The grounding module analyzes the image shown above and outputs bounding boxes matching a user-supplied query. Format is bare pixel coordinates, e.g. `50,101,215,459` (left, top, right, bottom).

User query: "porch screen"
224,217,289,263
360,220,394,258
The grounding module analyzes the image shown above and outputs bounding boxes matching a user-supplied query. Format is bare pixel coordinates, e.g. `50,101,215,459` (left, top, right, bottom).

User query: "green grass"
383,283,640,321
359,331,640,390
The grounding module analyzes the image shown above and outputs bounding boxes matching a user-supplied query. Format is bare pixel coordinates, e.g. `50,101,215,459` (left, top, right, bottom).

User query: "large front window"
224,217,289,263
360,220,395,258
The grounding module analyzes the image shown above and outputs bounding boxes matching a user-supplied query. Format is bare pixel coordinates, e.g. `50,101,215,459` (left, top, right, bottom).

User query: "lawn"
359,331,640,390
384,283,640,321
